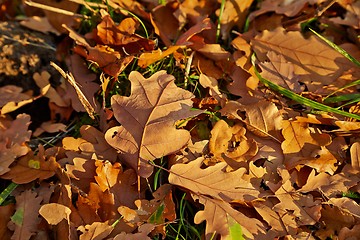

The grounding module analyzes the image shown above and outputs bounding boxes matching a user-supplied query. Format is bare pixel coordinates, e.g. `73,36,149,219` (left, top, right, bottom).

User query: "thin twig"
50,62,96,120
24,0,88,19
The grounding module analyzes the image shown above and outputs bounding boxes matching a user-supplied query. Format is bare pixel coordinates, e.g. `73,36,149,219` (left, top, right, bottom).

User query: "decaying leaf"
105,70,201,177
8,190,42,240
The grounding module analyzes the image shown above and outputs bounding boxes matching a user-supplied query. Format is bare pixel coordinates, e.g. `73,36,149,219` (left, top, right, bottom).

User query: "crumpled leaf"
8,190,42,240
105,70,201,177
96,15,155,53
209,120,258,168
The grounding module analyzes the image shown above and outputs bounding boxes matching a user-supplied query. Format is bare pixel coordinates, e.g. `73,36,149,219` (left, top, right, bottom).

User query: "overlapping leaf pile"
2,0,360,239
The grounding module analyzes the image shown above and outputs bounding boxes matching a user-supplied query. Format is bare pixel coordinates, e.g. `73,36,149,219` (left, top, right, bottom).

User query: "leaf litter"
2,0,360,239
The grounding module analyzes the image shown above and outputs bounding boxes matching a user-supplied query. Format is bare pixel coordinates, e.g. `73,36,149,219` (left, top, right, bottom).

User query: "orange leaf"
2,145,60,184
138,46,181,68
39,203,71,225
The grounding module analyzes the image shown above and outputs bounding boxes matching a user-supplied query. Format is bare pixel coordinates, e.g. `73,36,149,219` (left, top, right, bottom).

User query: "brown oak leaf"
2,145,60,184
169,157,260,202
105,70,201,177
193,195,266,239
251,27,358,92
8,190,42,240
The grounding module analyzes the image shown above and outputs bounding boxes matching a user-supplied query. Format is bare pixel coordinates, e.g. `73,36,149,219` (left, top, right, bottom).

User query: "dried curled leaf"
105,70,201,177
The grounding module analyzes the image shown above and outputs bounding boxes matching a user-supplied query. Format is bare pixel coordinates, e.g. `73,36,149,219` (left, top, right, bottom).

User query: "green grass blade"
252,55,360,120
323,93,360,104
0,182,18,205
324,79,360,100
309,28,360,67
216,0,226,43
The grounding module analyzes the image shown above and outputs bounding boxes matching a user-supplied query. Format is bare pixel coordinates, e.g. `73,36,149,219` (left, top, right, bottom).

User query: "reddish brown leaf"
8,190,42,240
2,145,60,184
96,15,155,53
0,204,14,240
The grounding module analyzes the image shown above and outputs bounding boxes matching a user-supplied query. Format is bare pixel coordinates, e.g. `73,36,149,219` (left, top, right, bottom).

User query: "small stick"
24,0,87,19
50,62,96,120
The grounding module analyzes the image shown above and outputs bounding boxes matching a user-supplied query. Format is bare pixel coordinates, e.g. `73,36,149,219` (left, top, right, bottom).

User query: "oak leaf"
112,223,155,240
331,1,360,29
220,100,282,140
258,51,303,93
105,70,201,177
251,27,357,92
8,190,42,240
169,157,260,203
96,15,155,53
39,203,71,225
0,85,31,107
77,221,113,240
281,120,333,171
193,195,266,239
2,145,60,184
300,169,360,198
